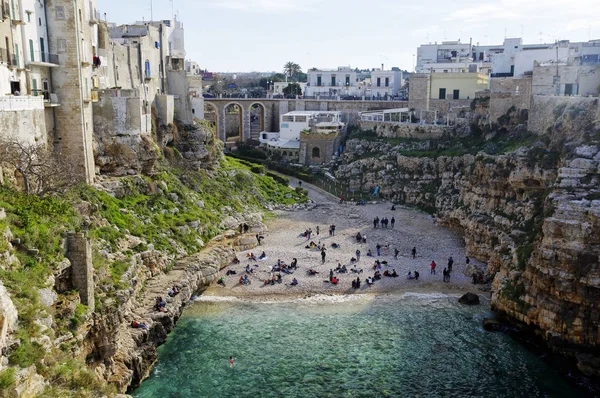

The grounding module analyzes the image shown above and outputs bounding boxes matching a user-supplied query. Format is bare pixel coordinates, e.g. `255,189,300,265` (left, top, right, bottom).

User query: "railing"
38,52,59,65
0,47,17,67
0,95,44,111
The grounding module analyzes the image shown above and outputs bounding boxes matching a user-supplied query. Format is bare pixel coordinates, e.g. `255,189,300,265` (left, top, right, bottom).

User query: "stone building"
299,121,344,166
45,0,99,183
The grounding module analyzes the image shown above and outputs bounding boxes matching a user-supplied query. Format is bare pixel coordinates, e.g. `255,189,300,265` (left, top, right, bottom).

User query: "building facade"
370,69,403,99
305,67,360,97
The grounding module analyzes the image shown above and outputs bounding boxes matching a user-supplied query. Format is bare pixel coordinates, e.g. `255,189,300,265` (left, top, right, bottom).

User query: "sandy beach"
203,181,485,299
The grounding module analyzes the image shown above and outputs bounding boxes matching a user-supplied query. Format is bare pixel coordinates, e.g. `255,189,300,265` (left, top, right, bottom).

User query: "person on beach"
291,278,298,286
256,234,263,246
259,251,267,259
414,271,420,280
391,204,396,211
316,226,320,236
412,247,417,259
367,249,373,257
331,224,336,236
330,269,334,280
448,256,454,272
230,356,235,368
394,248,400,260
391,217,395,228
430,261,437,275
321,248,327,263
442,268,448,282
356,249,361,261
355,232,362,242
362,234,367,244
466,256,470,265
291,258,298,269
376,244,381,257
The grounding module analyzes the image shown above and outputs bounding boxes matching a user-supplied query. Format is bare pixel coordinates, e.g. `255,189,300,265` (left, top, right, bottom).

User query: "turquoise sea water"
133,294,579,398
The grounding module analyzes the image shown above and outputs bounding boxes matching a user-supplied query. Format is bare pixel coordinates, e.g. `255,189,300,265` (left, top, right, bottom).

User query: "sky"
99,0,599,73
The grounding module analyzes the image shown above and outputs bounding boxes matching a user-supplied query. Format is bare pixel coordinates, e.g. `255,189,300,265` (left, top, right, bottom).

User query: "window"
29,39,34,62
27,12,30,22
294,116,307,122
56,6,65,20
453,90,459,100
385,77,389,87
145,60,151,78
317,76,322,86
282,116,294,122
312,147,320,158
438,88,446,100
331,76,336,86
39,18,41,26
57,39,67,52
377,78,381,87
345,75,350,86
32,78,37,95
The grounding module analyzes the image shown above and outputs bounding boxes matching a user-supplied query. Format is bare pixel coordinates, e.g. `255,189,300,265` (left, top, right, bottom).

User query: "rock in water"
483,317,503,331
458,292,480,305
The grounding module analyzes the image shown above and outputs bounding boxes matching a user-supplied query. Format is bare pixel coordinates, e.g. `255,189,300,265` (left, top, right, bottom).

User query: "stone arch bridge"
204,98,407,143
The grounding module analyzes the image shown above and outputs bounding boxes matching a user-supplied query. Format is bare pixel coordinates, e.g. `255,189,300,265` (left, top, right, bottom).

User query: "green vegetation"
347,125,540,158
0,154,300,396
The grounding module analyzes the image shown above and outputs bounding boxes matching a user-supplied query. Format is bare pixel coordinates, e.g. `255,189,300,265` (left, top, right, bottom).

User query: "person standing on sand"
376,244,381,257
229,356,235,368
321,248,327,263
448,256,454,273
356,249,361,261
430,260,436,275
394,248,400,260
316,226,320,236
412,247,417,259
391,217,395,228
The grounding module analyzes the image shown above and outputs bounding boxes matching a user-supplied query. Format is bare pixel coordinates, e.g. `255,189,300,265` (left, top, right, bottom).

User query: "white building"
259,111,343,149
185,59,201,75
305,67,360,97
369,69,403,99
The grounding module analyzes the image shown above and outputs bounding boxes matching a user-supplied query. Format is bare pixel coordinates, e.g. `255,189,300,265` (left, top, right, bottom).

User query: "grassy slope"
0,156,303,397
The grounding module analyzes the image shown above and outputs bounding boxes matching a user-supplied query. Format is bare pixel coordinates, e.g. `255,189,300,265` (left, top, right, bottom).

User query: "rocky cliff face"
335,98,600,379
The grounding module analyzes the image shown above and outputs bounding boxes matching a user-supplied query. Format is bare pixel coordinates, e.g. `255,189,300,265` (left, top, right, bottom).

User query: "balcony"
28,52,60,68
0,47,17,67
0,95,44,111
32,90,61,107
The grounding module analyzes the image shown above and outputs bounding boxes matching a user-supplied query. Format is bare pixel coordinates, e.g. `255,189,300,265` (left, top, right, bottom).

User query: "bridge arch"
223,102,244,144
204,102,218,131
248,102,266,140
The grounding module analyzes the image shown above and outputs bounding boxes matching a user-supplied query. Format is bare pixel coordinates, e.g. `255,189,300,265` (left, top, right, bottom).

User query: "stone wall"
66,233,94,311
299,132,339,165
0,105,48,145
359,121,449,139
490,77,533,122
155,95,174,125
408,73,431,111
532,64,600,97
529,96,600,135
167,70,193,123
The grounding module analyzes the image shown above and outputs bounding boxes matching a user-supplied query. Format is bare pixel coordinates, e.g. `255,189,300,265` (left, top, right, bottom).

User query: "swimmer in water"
229,356,234,368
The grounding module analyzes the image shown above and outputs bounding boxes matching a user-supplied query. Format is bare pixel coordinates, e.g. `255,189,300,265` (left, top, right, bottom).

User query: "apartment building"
305,67,360,97
370,68,403,99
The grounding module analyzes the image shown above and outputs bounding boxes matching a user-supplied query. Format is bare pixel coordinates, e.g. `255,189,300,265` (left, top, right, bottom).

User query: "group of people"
373,216,395,229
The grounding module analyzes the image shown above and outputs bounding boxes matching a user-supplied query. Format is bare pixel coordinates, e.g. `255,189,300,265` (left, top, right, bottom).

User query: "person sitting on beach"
290,258,298,269
407,271,414,280
331,243,340,249
391,269,399,278
367,249,373,257
335,263,342,272
414,271,420,280
291,278,298,286
372,260,381,270
362,234,367,244
308,269,319,275
374,271,382,280
352,266,363,274
366,277,374,286
384,270,391,277
226,269,237,276
341,264,348,273
246,264,255,274
331,277,339,285
244,275,250,285
232,257,240,264
248,253,257,261
355,277,361,288
271,274,277,285
259,251,267,260
282,267,293,275
276,274,282,283
239,275,245,285
154,297,167,312
217,278,226,287
352,279,357,289
350,257,357,263
391,204,396,211
168,285,180,297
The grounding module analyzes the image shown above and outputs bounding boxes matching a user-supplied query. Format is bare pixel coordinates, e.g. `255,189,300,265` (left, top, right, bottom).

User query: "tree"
283,83,302,96
0,134,78,196
283,62,302,81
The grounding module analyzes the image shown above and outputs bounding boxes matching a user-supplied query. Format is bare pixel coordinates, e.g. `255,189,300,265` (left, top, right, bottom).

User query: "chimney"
381,63,384,71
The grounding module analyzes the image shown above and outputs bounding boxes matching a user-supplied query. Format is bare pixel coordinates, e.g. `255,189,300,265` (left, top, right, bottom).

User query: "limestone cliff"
335,97,600,380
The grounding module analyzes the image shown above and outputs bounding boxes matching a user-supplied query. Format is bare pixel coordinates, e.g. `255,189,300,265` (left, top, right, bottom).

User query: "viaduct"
204,98,408,143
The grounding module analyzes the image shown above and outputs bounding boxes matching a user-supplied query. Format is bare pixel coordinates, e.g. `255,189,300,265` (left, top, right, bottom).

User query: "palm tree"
283,62,302,81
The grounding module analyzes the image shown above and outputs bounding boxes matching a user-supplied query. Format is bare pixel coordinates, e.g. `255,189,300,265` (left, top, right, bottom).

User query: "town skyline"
100,0,599,73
